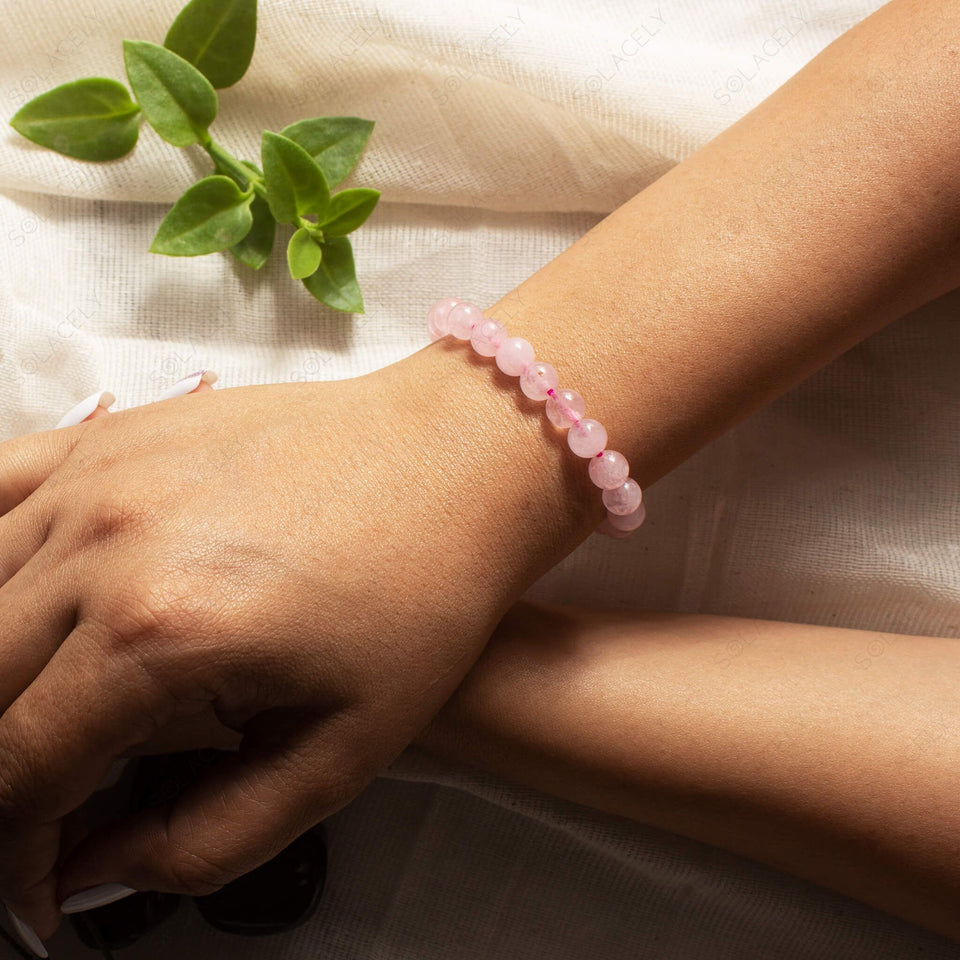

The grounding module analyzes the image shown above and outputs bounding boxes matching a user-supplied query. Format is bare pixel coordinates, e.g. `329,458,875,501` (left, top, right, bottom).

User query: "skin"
71,402,960,945
417,604,960,943
2,0,960,943
78,568,960,943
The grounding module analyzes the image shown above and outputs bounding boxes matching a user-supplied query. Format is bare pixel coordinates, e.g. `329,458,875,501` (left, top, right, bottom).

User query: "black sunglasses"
40,749,326,958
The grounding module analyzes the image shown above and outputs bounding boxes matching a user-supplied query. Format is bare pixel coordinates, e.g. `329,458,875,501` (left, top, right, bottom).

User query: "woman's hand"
0,347,596,944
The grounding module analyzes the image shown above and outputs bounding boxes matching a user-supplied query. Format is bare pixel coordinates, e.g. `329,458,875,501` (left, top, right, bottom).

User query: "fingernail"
60,883,137,914
54,390,116,429
156,369,218,400
5,905,48,958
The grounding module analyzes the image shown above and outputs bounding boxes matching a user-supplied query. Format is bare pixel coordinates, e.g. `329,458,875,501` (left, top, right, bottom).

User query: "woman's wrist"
378,335,604,603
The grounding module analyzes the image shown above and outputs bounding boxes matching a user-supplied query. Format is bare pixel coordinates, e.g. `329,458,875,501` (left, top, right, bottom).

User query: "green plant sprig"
9,0,379,313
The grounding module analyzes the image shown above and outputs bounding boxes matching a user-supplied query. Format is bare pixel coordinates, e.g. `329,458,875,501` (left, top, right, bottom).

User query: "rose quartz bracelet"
428,297,645,538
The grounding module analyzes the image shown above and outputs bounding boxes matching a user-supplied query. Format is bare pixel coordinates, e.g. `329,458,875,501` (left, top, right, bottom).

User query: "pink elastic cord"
428,297,646,539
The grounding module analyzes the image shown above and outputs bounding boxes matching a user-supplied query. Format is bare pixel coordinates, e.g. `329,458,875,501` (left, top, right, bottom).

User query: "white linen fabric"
2,0,959,956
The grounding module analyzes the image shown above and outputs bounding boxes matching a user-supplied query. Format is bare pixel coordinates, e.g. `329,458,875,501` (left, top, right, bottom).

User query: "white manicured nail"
60,883,137,914
54,390,116,429
5,905,48,958
156,369,218,400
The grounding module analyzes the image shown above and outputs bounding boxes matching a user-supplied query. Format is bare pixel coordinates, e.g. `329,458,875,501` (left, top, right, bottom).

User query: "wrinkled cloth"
2,0,959,956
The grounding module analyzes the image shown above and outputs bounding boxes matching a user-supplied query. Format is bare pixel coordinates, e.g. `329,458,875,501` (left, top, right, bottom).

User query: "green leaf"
150,175,253,255
281,117,374,188
261,131,330,223
10,78,141,161
228,192,274,268
123,40,217,146
164,0,257,89
287,227,322,280
320,188,380,238
213,156,276,268
301,236,364,312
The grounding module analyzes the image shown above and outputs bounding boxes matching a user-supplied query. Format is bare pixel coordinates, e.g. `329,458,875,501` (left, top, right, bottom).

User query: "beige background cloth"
1,0,959,955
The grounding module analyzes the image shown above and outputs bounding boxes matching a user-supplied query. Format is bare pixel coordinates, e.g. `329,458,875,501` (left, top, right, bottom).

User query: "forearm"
415,603,960,941
491,0,960,481
397,0,960,596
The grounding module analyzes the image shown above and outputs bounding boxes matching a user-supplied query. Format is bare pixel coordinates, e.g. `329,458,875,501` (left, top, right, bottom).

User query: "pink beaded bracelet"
428,297,645,538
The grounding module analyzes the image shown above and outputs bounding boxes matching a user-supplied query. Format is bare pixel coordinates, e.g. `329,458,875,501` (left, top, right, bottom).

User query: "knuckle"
94,580,180,652
72,489,157,546
167,845,236,897
94,570,219,652
83,574,228,731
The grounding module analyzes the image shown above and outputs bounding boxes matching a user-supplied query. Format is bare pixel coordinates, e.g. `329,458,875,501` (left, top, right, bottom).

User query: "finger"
0,389,114,516
1,606,361,927
52,390,115,430
0,551,76,714
0,820,61,945
120,707,243,758
57,712,367,911
0,372,218,516
154,370,218,401
77,374,216,427
61,374,216,425
0,426,84,517
0,618,166,938
0,497,49,588
1,370,224,726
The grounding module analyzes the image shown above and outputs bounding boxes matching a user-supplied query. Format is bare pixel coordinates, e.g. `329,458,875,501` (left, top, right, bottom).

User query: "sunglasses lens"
69,891,180,952
194,827,327,936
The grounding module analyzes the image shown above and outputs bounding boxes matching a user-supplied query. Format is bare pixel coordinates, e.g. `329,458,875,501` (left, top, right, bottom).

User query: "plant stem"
298,217,324,242
205,140,268,201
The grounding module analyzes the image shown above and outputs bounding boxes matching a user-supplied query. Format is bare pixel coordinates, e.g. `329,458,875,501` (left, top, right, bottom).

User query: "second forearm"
415,604,960,940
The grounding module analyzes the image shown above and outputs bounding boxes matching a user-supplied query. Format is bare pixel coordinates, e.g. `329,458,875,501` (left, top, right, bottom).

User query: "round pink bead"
607,501,646,532
447,301,483,340
495,337,535,376
588,450,630,490
427,297,460,340
519,361,559,401
470,317,507,357
544,388,585,428
602,478,642,516
567,418,607,458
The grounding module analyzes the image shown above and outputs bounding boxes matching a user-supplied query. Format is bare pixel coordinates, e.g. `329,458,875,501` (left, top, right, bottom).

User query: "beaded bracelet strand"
428,297,645,538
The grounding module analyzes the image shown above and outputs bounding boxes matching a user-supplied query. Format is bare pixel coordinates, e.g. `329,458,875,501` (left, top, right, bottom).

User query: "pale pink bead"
588,450,630,490
495,337,535,376
607,501,646,532
567,418,607,458
470,317,507,357
544,388,585,429
519,362,559,401
427,297,460,340
602,478,642,516
448,301,483,340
